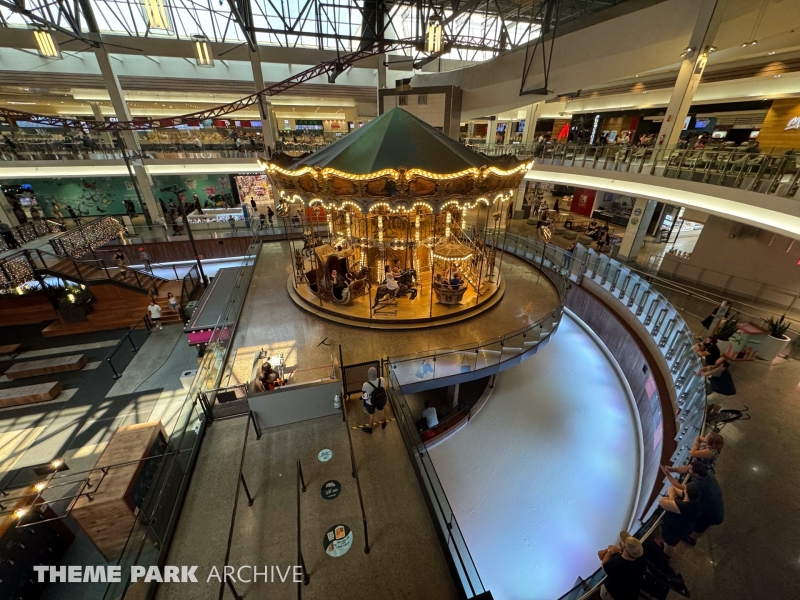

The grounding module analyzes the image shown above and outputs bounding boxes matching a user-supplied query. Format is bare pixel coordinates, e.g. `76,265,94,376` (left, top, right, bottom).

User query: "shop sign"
785,117,800,131
321,480,341,500
323,524,353,557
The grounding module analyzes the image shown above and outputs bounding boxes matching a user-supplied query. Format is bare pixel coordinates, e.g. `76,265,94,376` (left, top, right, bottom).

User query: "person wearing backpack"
361,366,387,434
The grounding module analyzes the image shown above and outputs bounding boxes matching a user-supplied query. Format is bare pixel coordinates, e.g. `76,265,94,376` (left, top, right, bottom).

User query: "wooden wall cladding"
0,293,56,325
758,98,800,151
565,285,676,522
106,236,252,264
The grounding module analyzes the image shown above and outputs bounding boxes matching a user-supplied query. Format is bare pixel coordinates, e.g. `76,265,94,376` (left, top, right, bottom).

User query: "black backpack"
367,380,386,405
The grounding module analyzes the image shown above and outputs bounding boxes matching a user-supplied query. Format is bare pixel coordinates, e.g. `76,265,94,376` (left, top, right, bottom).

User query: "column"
617,198,658,262
92,42,161,223
376,54,387,114
88,101,114,148
521,102,541,146
0,188,19,227
656,0,728,147
250,49,277,152
487,119,499,146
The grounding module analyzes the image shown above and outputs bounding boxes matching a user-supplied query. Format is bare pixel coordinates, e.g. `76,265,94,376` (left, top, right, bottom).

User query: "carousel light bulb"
378,216,383,244
445,212,452,239
461,208,467,231
34,482,46,493
415,215,420,243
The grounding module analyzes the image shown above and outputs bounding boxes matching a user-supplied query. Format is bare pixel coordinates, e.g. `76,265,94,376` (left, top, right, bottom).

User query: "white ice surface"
428,314,641,600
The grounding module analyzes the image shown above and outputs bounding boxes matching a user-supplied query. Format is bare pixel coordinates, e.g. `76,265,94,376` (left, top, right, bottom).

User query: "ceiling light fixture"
193,35,214,67
426,15,443,54
141,0,172,32
769,51,776,55
679,47,694,59
32,27,62,59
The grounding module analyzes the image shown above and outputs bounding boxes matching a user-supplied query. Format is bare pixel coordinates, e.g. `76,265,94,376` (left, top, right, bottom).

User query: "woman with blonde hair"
671,432,724,475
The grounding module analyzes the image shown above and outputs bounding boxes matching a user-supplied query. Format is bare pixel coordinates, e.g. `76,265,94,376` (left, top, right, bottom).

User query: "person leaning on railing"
596,531,645,600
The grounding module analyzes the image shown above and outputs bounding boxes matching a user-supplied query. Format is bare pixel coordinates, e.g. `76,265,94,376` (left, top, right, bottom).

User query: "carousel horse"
373,269,418,306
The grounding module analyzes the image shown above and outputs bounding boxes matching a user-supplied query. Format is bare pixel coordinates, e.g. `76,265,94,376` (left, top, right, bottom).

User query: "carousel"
261,108,530,328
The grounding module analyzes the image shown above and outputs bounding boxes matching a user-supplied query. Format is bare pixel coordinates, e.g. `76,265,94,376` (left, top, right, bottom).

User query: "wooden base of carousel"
287,271,505,329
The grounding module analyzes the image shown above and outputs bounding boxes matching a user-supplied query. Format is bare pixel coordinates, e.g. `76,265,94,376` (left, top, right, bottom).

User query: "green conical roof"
289,107,501,174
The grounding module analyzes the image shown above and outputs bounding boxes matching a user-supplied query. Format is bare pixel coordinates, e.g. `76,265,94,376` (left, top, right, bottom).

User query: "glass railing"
386,367,486,598
0,127,335,162
387,231,705,600
473,141,800,200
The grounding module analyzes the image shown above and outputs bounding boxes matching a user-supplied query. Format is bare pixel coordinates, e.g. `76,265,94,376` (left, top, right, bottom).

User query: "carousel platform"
287,271,505,329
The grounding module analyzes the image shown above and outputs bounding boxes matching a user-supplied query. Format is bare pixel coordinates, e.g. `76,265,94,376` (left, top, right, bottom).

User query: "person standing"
167,292,178,314
138,247,152,273
250,198,257,211
29,206,41,220
51,205,65,225
361,367,387,434
421,401,439,429
147,300,163,330
66,205,81,226
597,531,646,600
228,215,237,235
13,205,28,224
661,461,724,545
658,482,702,557
0,222,19,249
112,249,131,281
266,205,275,227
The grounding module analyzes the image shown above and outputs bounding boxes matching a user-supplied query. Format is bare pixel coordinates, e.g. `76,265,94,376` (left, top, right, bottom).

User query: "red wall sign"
570,188,597,217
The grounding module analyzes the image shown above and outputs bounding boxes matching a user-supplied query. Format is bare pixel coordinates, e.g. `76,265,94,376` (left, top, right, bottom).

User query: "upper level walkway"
519,143,800,240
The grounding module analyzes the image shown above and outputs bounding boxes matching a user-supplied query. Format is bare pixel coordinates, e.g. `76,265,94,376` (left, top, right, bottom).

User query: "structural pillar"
92,41,160,223
249,49,276,153
521,102,542,146
617,198,658,262
377,54,387,113
88,101,114,148
656,0,728,147
487,118,499,146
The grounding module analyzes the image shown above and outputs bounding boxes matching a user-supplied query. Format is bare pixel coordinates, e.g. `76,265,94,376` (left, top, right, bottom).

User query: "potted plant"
46,283,93,323
714,314,739,357
758,315,792,362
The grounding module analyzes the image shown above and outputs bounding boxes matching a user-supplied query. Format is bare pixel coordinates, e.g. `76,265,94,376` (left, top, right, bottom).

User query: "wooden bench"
3,354,87,380
0,381,63,408
0,344,21,356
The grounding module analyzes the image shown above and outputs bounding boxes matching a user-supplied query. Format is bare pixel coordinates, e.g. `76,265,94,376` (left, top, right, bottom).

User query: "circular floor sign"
323,524,353,557
318,449,332,462
321,480,341,500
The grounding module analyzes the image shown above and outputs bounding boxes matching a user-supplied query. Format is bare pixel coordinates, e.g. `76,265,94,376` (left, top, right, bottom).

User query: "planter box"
57,304,92,324
757,334,790,363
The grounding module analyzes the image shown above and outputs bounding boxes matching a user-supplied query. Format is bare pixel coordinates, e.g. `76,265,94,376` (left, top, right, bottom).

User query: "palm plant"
714,314,740,341
765,315,791,339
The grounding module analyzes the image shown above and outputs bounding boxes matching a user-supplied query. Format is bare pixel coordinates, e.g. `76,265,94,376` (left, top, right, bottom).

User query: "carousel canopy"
431,241,473,262
289,108,505,174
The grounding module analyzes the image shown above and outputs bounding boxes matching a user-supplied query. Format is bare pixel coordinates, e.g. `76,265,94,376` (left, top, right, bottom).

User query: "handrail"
0,218,64,252
296,459,310,598
217,414,252,600
341,385,370,554
105,315,151,379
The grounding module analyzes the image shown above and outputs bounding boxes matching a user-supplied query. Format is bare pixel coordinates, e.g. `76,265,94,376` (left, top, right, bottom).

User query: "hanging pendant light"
426,15,443,54
32,28,62,59
141,0,172,32
193,35,214,67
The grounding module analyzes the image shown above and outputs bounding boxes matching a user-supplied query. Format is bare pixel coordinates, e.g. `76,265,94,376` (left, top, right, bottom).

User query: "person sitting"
382,265,400,298
699,357,736,413
449,271,464,289
391,259,402,277
417,401,440,431
330,269,347,299
433,273,448,289
259,361,284,391
586,220,599,235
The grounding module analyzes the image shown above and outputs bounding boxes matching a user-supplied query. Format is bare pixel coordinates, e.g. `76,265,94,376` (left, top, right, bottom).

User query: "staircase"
138,281,185,329
34,252,170,296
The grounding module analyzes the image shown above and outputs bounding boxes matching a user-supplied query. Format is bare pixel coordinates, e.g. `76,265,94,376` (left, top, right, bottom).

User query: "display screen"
295,119,324,131
750,130,760,139
496,123,506,133
711,130,728,139
682,116,692,130
694,118,711,129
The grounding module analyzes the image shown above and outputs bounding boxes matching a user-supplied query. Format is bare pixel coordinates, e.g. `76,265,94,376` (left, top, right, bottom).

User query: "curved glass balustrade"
387,232,706,600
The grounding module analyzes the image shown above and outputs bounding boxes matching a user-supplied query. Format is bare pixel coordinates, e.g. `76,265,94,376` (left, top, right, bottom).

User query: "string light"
346,212,351,239
377,215,383,244
415,214,420,244
445,211,452,239
52,217,124,258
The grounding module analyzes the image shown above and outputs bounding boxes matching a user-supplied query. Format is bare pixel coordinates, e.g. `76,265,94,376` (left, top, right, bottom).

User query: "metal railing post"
239,474,254,506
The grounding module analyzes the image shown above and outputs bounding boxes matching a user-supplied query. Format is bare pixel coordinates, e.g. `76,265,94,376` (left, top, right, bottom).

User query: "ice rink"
428,313,642,600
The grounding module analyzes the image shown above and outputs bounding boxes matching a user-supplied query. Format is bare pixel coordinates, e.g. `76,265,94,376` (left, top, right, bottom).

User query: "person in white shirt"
421,401,439,429
361,367,387,434
147,300,163,330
